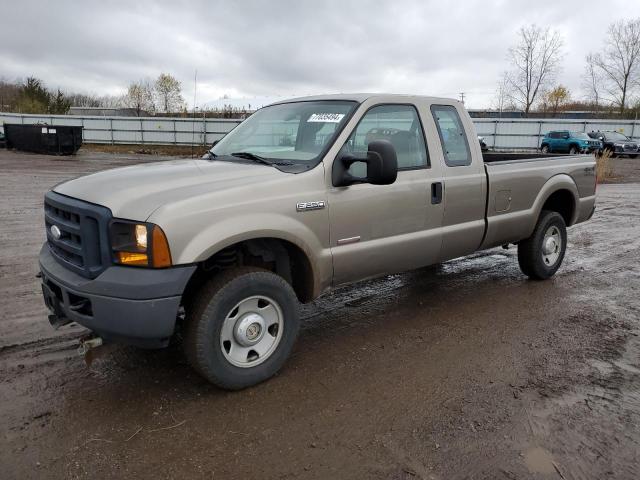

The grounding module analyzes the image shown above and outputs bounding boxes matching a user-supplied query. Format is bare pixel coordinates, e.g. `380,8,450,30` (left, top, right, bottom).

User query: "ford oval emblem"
50,225,62,240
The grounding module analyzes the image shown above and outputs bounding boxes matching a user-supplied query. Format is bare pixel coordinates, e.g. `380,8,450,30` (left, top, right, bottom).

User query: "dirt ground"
1,148,639,479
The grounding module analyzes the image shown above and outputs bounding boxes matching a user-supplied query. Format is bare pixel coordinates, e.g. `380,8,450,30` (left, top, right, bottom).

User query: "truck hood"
53,159,284,220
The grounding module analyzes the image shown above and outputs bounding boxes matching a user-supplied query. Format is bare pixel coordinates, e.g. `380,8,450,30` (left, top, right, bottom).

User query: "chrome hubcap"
220,296,283,368
542,226,561,266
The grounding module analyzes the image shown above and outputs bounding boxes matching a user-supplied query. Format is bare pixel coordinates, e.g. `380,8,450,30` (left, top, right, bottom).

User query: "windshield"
210,101,357,171
573,132,590,140
605,131,629,141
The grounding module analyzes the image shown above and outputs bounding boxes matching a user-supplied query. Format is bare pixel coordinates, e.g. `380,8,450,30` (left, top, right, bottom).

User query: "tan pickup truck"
39,94,597,389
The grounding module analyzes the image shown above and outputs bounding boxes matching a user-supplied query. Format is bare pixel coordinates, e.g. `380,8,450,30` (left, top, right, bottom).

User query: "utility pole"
459,92,466,104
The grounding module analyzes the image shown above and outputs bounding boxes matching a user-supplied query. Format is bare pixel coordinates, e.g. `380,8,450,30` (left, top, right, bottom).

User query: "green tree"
17,77,50,113
49,89,71,114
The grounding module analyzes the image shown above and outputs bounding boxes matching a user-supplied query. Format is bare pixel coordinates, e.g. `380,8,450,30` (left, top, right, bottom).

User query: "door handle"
431,182,443,204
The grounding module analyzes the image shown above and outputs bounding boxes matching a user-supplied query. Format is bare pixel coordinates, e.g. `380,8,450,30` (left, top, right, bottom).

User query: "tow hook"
78,336,104,366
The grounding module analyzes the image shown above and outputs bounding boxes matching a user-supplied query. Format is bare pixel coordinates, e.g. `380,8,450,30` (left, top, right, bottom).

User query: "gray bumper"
39,244,196,348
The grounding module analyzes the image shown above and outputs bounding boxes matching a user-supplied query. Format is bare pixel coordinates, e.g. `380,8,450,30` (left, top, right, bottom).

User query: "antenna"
191,69,198,158
459,92,466,104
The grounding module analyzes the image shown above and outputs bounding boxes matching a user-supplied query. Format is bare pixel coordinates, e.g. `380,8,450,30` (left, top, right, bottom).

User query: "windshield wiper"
230,152,274,166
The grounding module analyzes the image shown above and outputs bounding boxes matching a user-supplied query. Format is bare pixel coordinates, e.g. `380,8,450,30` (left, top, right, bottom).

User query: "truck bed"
480,153,597,250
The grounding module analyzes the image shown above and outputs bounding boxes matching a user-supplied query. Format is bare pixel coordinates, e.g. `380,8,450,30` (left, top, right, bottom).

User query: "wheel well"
184,238,315,304
541,189,575,226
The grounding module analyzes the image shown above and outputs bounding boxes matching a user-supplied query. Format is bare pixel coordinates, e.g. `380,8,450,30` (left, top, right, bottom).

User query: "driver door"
327,104,444,285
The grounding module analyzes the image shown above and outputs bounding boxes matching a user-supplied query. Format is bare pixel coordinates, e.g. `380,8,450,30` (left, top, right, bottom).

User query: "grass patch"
596,150,614,182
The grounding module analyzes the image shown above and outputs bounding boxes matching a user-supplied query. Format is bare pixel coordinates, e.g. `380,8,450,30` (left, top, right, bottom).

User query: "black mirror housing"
332,140,398,187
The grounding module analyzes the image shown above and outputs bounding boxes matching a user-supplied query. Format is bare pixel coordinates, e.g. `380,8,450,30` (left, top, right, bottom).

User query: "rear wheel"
569,145,578,155
184,267,300,390
518,210,567,280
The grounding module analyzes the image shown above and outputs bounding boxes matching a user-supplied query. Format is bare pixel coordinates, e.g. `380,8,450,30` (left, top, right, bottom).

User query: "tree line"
0,73,186,116
498,18,640,117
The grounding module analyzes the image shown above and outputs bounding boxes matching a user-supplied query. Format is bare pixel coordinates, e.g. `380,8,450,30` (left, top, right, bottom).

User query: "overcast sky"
2,0,640,109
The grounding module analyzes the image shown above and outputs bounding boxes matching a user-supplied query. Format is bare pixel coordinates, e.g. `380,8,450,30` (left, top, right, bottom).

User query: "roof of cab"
268,93,461,107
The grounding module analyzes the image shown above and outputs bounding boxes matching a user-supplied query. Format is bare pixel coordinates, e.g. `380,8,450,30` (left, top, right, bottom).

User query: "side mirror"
332,140,398,187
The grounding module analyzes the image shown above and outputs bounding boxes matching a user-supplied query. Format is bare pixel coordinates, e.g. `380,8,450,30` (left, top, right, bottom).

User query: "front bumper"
39,244,196,348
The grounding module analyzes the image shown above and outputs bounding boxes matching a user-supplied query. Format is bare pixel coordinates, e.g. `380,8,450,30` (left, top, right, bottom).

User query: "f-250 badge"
296,201,325,212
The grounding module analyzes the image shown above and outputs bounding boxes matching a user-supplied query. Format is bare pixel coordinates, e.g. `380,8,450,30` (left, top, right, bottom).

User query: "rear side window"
431,105,471,167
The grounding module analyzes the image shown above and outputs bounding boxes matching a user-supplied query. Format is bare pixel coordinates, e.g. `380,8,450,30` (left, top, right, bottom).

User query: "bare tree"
154,73,184,113
123,80,155,116
504,25,563,115
588,19,640,113
583,54,603,108
492,72,515,115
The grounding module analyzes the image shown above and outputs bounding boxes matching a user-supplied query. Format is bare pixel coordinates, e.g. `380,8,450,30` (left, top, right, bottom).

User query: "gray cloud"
1,0,639,108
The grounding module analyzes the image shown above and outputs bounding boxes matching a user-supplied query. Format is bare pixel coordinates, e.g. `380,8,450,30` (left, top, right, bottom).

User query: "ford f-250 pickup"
39,94,597,389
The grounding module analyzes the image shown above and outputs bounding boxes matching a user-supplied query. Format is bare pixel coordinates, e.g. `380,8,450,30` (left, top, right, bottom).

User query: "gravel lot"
1,149,639,479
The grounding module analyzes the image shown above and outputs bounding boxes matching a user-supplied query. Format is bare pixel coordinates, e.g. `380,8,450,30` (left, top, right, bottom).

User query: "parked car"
478,136,488,152
540,130,602,154
587,131,638,158
39,94,596,390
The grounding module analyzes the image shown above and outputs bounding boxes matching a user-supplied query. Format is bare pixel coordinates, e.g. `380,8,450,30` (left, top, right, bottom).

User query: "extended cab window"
342,104,428,175
431,105,471,167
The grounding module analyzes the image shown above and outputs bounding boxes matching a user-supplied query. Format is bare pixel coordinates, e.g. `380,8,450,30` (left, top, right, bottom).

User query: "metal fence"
1,112,639,150
0,112,242,146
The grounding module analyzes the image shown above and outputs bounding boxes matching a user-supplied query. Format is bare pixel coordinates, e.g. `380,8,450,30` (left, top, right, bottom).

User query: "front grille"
44,191,112,278
623,144,638,151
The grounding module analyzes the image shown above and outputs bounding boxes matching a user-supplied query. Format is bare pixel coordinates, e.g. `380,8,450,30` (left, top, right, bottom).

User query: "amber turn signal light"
151,225,172,268
117,251,149,266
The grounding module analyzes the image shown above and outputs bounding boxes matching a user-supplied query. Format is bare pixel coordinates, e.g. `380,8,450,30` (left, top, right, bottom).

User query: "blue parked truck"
540,131,602,155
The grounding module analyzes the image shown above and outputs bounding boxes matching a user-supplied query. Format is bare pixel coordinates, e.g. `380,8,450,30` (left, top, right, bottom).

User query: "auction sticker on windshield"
307,113,345,123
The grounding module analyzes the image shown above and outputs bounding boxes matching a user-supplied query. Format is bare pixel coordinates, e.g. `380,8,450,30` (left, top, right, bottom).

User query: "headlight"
109,220,172,268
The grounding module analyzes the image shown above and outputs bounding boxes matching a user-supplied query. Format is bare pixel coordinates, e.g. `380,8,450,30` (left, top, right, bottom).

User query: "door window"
431,105,471,167
342,104,429,176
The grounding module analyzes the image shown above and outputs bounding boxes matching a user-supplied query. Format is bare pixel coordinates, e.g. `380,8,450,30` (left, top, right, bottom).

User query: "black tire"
541,144,550,154
184,267,300,390
630,154,638,159
517,210,567,280
569,145,578,155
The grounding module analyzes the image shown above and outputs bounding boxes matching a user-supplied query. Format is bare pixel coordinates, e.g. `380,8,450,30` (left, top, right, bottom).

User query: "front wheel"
184,267,300,390
518,210,567,280
630,154,638,159
569,146,578,155
541,144,550,154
